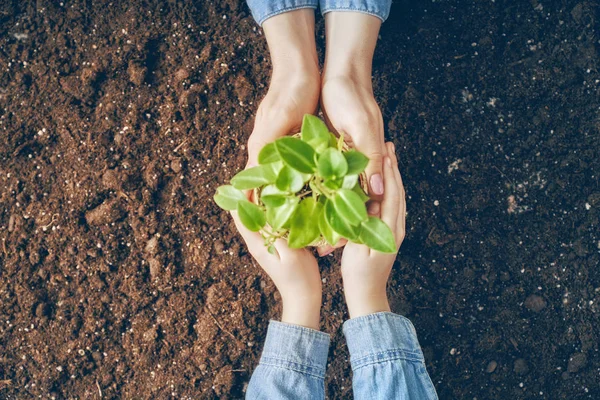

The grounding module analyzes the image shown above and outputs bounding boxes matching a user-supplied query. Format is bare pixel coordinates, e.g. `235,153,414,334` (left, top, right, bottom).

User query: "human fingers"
380,152,401,243
386,142,406,246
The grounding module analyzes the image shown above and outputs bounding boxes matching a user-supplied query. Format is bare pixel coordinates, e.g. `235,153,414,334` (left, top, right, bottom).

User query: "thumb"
354,136,386,200
247,113,296,168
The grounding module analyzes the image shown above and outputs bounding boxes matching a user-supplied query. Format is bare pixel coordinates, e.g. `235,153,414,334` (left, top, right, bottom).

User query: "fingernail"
367,201,380,215
370,174,384,195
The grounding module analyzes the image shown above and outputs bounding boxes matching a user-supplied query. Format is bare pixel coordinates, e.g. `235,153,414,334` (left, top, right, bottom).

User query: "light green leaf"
344,150,369,175
267,245,277,254
333,189,368,225
318,148,348,180
324,199,359,240
237,200,266,232
329,132,338,148
213,185,246,211
359,217,397,253
301,115,330,153
288,197,323,248
267,197,299,230
352,182,370,202
319,206,341,246
323,178,342,190
260,184,287,207
275,137,316,174
258,142,280,164
342,174,358,189
231,164,278,190
276,165,305,193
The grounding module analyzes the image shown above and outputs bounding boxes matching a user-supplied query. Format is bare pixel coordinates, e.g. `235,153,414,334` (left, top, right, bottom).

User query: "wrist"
344,286,390,319
322,12,381,84
263,9,319,79
281,294,321,330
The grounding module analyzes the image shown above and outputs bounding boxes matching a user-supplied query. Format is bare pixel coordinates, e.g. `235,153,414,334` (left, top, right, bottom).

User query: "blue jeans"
247,0,393,25
246,312,438,399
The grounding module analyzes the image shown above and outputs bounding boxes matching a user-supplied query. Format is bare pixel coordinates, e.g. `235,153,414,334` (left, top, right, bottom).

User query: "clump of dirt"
0,1,599,399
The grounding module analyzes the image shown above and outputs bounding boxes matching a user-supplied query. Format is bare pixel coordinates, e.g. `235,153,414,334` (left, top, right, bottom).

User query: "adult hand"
321,12,386,201
317,12,385,257
340,142,406,318
246,9,320,168
231,213,322,330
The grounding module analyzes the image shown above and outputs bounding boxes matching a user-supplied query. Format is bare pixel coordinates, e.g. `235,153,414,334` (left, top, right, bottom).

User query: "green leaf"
329,132,338,148
344,150,369,175
324,199,359,240
342,174,358,189
359,217,397,253
258,142,280,164
288,197,323,248
301,115,330,153
333,189,368,225
267,245,276,254
237,200,266,232
275,137,316,174
318,148,348,180
323,178,342,190
231,164,278,190
319,207,341,246
352,183,370,202
276,165,305,193
260,184,287,207
267,197,299,230
214,185,246,211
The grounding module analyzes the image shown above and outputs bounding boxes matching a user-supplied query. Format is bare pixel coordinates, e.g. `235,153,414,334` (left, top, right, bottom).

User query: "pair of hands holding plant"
232,142,405,329
231,10,396,329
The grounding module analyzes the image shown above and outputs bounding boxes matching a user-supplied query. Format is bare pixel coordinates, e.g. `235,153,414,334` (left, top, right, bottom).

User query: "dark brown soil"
1,0,599,399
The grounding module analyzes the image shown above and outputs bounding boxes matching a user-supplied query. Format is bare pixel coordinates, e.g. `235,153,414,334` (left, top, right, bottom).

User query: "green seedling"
214,114,396,254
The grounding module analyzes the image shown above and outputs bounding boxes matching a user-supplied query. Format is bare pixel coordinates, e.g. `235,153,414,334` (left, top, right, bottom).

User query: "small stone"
36,302,50,318
170,158,183,174
524,294,547,312
8,214,15,232
143,326,158,342
174,68,190,83
567,352,587,373
513,358,529,375
486,360,497,373
85,199,124,226
102,169,121,190
214,240,225,253
148,258,162,280
128,61,147,86
145,235,159,255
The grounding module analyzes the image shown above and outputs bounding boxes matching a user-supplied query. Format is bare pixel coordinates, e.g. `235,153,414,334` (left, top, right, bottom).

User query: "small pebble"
486,360,497,373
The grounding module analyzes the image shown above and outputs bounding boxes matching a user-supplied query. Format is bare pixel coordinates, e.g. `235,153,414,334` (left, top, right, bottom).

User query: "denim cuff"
343,312,425,370
259,320,331,379
320,0,392,22
247,0,319,26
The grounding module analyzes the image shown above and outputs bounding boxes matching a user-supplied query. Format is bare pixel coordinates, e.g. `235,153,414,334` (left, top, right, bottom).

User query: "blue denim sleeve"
246,0,319,26
320,0,392,22
343,312,439,399
246,321,330,399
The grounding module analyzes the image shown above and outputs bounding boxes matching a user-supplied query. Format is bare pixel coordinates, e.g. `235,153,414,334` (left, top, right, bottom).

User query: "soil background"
1,0,599,399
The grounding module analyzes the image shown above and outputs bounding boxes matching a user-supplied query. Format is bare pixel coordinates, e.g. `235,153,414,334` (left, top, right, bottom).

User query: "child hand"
231,212,322,330
340,142,406,318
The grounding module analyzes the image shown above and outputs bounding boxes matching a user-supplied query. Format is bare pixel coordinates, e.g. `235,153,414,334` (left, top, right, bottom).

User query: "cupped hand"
321,75,386,199
340,142,406,318
231,212,322,330
316,76,385,257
